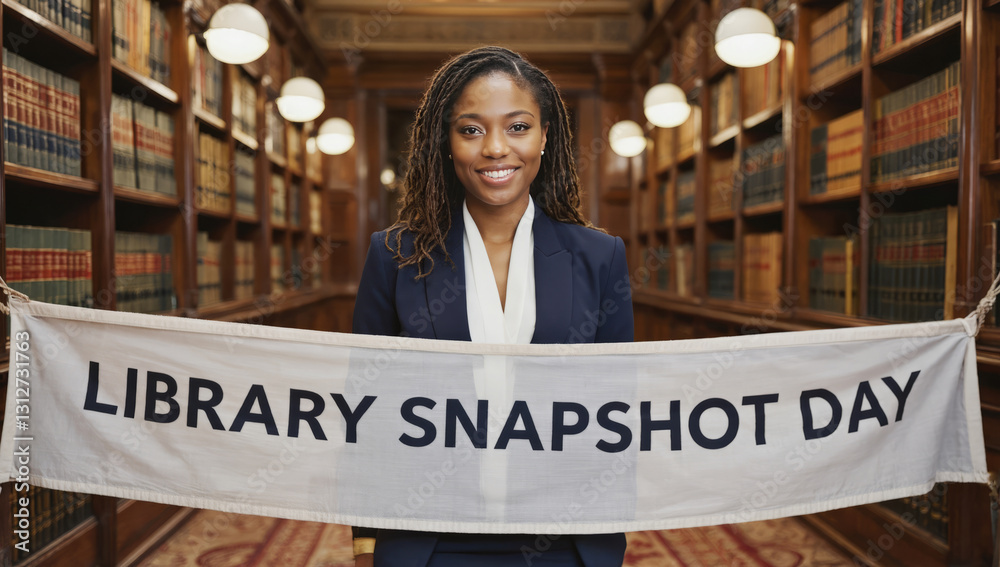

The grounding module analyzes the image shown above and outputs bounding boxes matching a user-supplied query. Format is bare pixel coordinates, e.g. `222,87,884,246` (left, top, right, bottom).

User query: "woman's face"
448,73,548,213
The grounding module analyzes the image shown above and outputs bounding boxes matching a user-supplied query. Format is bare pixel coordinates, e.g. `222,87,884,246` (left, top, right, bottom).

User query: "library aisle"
134,512,854,567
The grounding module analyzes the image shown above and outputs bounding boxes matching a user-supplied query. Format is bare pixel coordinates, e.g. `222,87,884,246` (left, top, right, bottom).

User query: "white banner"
0,295,988,535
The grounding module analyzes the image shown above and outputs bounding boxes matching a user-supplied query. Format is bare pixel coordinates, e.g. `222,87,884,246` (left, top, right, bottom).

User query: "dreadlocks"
387,46,596,278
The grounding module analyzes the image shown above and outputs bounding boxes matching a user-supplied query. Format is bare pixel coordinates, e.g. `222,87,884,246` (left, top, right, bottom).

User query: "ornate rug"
137,511,854,567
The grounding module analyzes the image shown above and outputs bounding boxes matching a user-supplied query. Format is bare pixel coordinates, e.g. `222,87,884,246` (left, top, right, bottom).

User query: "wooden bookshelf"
0,0,355,562
619,0,994,561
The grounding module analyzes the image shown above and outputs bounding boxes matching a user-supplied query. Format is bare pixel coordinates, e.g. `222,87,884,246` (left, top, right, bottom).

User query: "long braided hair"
387,46,595,278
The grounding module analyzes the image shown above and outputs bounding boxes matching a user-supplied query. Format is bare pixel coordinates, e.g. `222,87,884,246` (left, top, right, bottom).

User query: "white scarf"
462,196,536,521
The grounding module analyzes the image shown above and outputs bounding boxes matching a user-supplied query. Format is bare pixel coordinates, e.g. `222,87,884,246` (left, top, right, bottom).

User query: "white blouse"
461,196,536,521
462,196,536,344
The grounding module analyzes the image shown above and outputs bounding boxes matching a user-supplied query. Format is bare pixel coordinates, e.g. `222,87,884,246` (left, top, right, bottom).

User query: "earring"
541,150,545,156
448,154,452,159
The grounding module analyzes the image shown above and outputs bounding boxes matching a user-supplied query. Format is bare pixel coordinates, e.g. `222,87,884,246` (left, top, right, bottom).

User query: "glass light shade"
317,118,355,155
204,4,269,65
643,83,691,128
609,120,646,157
714,8,782,68
276,77,326,122
380,167,396,186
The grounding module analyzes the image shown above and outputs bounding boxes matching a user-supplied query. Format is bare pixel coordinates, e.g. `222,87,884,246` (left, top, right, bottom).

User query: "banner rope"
970,271,1000,337
0,274,29,316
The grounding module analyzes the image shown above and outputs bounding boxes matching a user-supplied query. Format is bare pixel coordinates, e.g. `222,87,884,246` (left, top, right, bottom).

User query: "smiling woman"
352,46,635,567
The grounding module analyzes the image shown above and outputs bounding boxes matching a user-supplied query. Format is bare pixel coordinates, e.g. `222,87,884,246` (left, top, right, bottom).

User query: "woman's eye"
459,126,481,135
510,123,530,132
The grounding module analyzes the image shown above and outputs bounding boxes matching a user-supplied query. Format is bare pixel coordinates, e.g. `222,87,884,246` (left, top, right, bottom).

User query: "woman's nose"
482,130,509,158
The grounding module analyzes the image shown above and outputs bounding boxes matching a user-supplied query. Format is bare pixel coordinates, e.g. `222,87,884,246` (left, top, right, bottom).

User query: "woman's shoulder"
546,219,623,255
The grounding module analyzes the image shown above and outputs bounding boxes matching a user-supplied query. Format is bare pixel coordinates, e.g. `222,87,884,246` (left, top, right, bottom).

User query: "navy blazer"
352,202,634,567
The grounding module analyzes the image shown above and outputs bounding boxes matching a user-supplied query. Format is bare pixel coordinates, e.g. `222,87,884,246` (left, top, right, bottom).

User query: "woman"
352,46,634,567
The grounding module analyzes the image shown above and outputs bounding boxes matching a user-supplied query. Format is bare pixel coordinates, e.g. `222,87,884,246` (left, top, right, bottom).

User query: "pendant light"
204,4,269,65
644,83,691,128
714,7,782,68
609,120,647,157
276,77,326,122
317,118,355,155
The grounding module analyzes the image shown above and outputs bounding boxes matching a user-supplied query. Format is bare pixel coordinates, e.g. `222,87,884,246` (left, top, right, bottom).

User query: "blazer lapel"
531,205,573,344
424,210,472,341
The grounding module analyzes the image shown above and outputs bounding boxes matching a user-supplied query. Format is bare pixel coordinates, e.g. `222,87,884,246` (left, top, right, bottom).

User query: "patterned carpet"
137,511,855,567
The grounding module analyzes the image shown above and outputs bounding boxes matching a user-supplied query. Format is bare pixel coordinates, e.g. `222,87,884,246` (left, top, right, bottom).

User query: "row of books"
808,236,859,315
653,125,674,173
673,21,700,87
270,243,285,293
708,157,735,218
743,52,784,118
265,101,285,157
676,170,696,225
112,0,171,85
873,0,959,54
233,71,258,139
11,488,90,565
196,232,222,307
674,244,694,297
677,110,699,159
710,72,738,137
289,124,303,171
809,0,863,84
5,224,92,308
17,0,92,42
868,206,957,322
289,181,302,227
708,241,735,299
741,134,785,209
191,42,223,118
114,231,175,313
111,94,175,195
235,240,255,300
871,61,960,183
236,150,257,217
810,109,863,196
657,181,672,229
743,231,783,305
3,50,82,177
310,191,323,234
197,131,230,213
271,173,287,225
